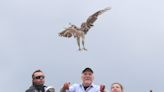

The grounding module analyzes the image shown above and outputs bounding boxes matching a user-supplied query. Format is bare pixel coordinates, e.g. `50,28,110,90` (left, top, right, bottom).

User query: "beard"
33,82,45,92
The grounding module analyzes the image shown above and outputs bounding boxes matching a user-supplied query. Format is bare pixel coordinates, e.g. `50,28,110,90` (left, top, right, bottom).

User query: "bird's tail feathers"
99,6,112,15
104,6,112,11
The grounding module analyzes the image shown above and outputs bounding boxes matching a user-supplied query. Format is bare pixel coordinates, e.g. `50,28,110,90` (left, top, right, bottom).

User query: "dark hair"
111,82,123,90
32,69,43,78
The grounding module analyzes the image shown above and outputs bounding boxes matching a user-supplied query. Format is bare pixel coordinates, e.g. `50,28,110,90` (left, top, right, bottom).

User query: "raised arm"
60,82,70,92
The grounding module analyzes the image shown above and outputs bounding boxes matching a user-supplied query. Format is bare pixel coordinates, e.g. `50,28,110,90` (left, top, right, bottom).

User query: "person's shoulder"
25,86,35,92
26,88,33,92
69,83,81,89
66,83,80,92
92,84,100,89
92,84,99,87
71,83,80,87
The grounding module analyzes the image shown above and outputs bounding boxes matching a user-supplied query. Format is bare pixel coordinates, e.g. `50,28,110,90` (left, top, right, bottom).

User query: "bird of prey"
59,7,111,51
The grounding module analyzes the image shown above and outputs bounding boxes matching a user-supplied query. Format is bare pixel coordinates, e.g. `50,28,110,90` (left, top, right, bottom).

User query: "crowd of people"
25,67,124,92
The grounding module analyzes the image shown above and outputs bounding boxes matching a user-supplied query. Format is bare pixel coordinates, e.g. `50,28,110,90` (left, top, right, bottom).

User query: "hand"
63,82,70,90
100,84,105,92
46,86,55,92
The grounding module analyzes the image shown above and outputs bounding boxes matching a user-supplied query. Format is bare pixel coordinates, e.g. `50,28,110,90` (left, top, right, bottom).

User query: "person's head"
111,83,123,92
81,67,94,87
32,69,45,86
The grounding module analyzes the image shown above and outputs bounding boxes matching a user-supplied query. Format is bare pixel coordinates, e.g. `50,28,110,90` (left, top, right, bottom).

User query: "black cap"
82,67,93,73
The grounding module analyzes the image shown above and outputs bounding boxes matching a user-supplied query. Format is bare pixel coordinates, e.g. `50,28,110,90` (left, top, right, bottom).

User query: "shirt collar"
80,83,94,88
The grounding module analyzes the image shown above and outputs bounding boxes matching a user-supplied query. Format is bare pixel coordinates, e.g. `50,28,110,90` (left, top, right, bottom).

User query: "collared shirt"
66,83,100,92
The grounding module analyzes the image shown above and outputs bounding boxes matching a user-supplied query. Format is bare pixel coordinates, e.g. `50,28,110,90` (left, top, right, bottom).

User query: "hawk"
59,7,111,51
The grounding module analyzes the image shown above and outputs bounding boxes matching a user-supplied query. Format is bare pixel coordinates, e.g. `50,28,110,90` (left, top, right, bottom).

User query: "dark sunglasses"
34,76,45,79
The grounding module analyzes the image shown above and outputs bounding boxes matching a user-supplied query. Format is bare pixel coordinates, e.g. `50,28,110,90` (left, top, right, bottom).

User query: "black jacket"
26,85,46,92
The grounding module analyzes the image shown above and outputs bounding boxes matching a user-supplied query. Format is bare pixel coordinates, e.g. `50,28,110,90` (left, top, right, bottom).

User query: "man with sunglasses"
26,70,54,92
60,67,106,92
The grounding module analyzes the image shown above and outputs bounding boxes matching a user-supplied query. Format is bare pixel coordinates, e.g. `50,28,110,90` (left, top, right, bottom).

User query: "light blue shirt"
66,83,100,92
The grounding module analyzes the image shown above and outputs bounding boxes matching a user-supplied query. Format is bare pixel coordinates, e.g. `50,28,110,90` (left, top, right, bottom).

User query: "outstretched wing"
81,7,112,34
59,27,77,38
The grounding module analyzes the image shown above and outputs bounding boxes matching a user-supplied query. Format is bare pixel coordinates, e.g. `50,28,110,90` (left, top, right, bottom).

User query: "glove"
45,86,55,92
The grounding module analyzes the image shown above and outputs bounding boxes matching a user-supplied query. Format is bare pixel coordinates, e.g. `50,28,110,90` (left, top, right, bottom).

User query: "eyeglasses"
34,76,45,79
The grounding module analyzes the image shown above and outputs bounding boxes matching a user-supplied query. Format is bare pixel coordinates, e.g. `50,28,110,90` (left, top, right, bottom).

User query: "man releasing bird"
59,7,112,51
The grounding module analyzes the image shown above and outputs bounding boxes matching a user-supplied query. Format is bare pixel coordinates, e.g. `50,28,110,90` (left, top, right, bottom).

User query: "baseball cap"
82,67,93,73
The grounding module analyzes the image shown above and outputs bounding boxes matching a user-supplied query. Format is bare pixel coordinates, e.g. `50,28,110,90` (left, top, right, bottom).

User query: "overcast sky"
0,0,164,92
